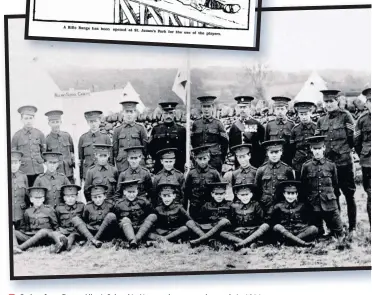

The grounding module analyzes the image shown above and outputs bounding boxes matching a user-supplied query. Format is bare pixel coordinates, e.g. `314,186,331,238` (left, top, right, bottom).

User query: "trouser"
335,164,357,231
15,229,66,252
26,174,40,187
294,170,301,181
188,203,203,222
273,224,318,247
120,214,157,245
312,210,344,238
362,166,371,226
209,154,223,173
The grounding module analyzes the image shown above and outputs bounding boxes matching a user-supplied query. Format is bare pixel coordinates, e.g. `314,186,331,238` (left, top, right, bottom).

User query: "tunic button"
15,201,17,204
99,212,102,215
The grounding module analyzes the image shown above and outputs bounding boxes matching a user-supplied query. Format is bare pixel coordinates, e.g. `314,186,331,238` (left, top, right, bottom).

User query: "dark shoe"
55,235,68,253
14,247,23,254
91,239,103,248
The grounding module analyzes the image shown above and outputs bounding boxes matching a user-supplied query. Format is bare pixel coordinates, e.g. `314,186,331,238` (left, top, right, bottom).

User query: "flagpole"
185,49,191,173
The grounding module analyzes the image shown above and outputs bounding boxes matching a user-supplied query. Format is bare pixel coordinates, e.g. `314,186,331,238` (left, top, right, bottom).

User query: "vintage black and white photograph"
5,6,371,280
25,0,259,50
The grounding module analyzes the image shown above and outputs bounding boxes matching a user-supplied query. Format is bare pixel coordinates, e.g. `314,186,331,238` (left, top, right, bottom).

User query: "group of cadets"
10,87,371,254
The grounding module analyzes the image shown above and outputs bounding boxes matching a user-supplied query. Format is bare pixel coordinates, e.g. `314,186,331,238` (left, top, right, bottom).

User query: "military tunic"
55,202,85,235
46,131,75,180
154,203,191,234
255,161,294,218
184,165,221,220
153,168,185,205
84,164,119,202
82,200,115,231
78,130,111,180
115,166,153,201
290,122,316,176
22,204,58,234
148,121,186,173
191,117,229,172
264,118,295,165
228,118,265,168
112,122,148,173
231,166,257,187
12,171,29,226
11,128,46,184
34,172,70,207
230,200,264,236
199,200,232,230
114,197,152,228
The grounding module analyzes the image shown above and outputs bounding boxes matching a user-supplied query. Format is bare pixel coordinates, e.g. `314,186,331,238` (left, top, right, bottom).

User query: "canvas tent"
294,71,328,105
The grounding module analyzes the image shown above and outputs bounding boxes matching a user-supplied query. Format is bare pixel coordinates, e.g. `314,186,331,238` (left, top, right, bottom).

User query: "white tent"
122,82,146,113
294,71,328,105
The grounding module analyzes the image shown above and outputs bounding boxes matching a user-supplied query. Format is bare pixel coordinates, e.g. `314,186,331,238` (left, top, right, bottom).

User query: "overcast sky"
9,8,371,72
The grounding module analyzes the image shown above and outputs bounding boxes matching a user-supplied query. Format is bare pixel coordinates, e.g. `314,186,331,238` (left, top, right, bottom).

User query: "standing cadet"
230,144,257,188
265,97,295,166
184,145,222,221
147,101,187,173
255,140,295,220
290,102,316,180
355,87,371,226
112,100,148,174
33,152,70,207
84,144,119,202
78,110,111,181
315,90,357,238
11,105,46,186
45,110,75,183
228,96,265,168
191,96,229,173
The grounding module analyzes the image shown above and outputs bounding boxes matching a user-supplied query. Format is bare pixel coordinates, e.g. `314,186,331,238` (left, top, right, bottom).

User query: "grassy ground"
14,187,371,277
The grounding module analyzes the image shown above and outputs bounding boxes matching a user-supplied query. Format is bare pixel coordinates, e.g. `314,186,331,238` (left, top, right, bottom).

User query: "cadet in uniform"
228,96,265,168
78,110,111,181
114,146,153,202
72,185,117,248
223,183,269,250
14,187,67,254
255,140,295,220
55,184,85,251
148,101,186,173
315,90,357,237
152,148,185,206
230,144,257,188
265,97,295,166
84,144,118,202
11,105,46,186
112,100,148,174
191,96,229,173
271,181,318,247
34,152,70,207
301,136,344,242
187,182,232,247
150,182,192,243
114,179,157,248
184,145,222,221
354,87,371,226
290,102,316,180
45,110,75,183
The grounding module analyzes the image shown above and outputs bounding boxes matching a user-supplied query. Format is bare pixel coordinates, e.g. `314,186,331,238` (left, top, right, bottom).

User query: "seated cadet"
186,182,232,247
301,136,344,244
271,181,318,247
114,179,157,249
14,187,67,254
72,185,117,248
152,148,185,206
255,140,294,220
114,146,153,202
84,144,118,202
55,184,85,251
231,144,257,188
221,183,270,251
184,145,221,221
149,182,192,243
33,152,70,207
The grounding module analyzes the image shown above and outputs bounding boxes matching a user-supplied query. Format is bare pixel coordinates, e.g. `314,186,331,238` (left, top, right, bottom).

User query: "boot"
48,231,68,253
219,231,244,244
66,233,79,251
148,233,166,242
13,227,23,254
94,213,117,241
190,218,231,247
273,224,313,247
234,223,270,250
72,216,102,248
19,229,50,251
135,214,157,243
120,217,138,248
186,220,205,237
164,226,189,242
296,225,319,241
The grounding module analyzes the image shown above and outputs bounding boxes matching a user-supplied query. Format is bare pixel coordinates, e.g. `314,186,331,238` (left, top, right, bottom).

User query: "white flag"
172,68,188,104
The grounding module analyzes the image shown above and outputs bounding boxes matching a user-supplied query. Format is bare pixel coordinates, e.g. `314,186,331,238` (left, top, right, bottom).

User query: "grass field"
13,187,371,277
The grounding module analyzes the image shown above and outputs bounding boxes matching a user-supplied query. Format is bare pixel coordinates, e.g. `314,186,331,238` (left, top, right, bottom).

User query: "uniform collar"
312,157,326,165
241,166,252,172
196,165,210,173
301,122,312,129
32,204,45,212
89,130,100,137
328,109,340,119
65,203,77,210
161,168,174,175
123,121,135,127
163,121,175,127
93,200,107,210
202,117,214,123
50,131,61,138
46,170,58,179
268,161,281,168
276,117,287,124
22,127,33,134
211,199,227,207
99,164,109,171
130,166,141,174
283,200,298,209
